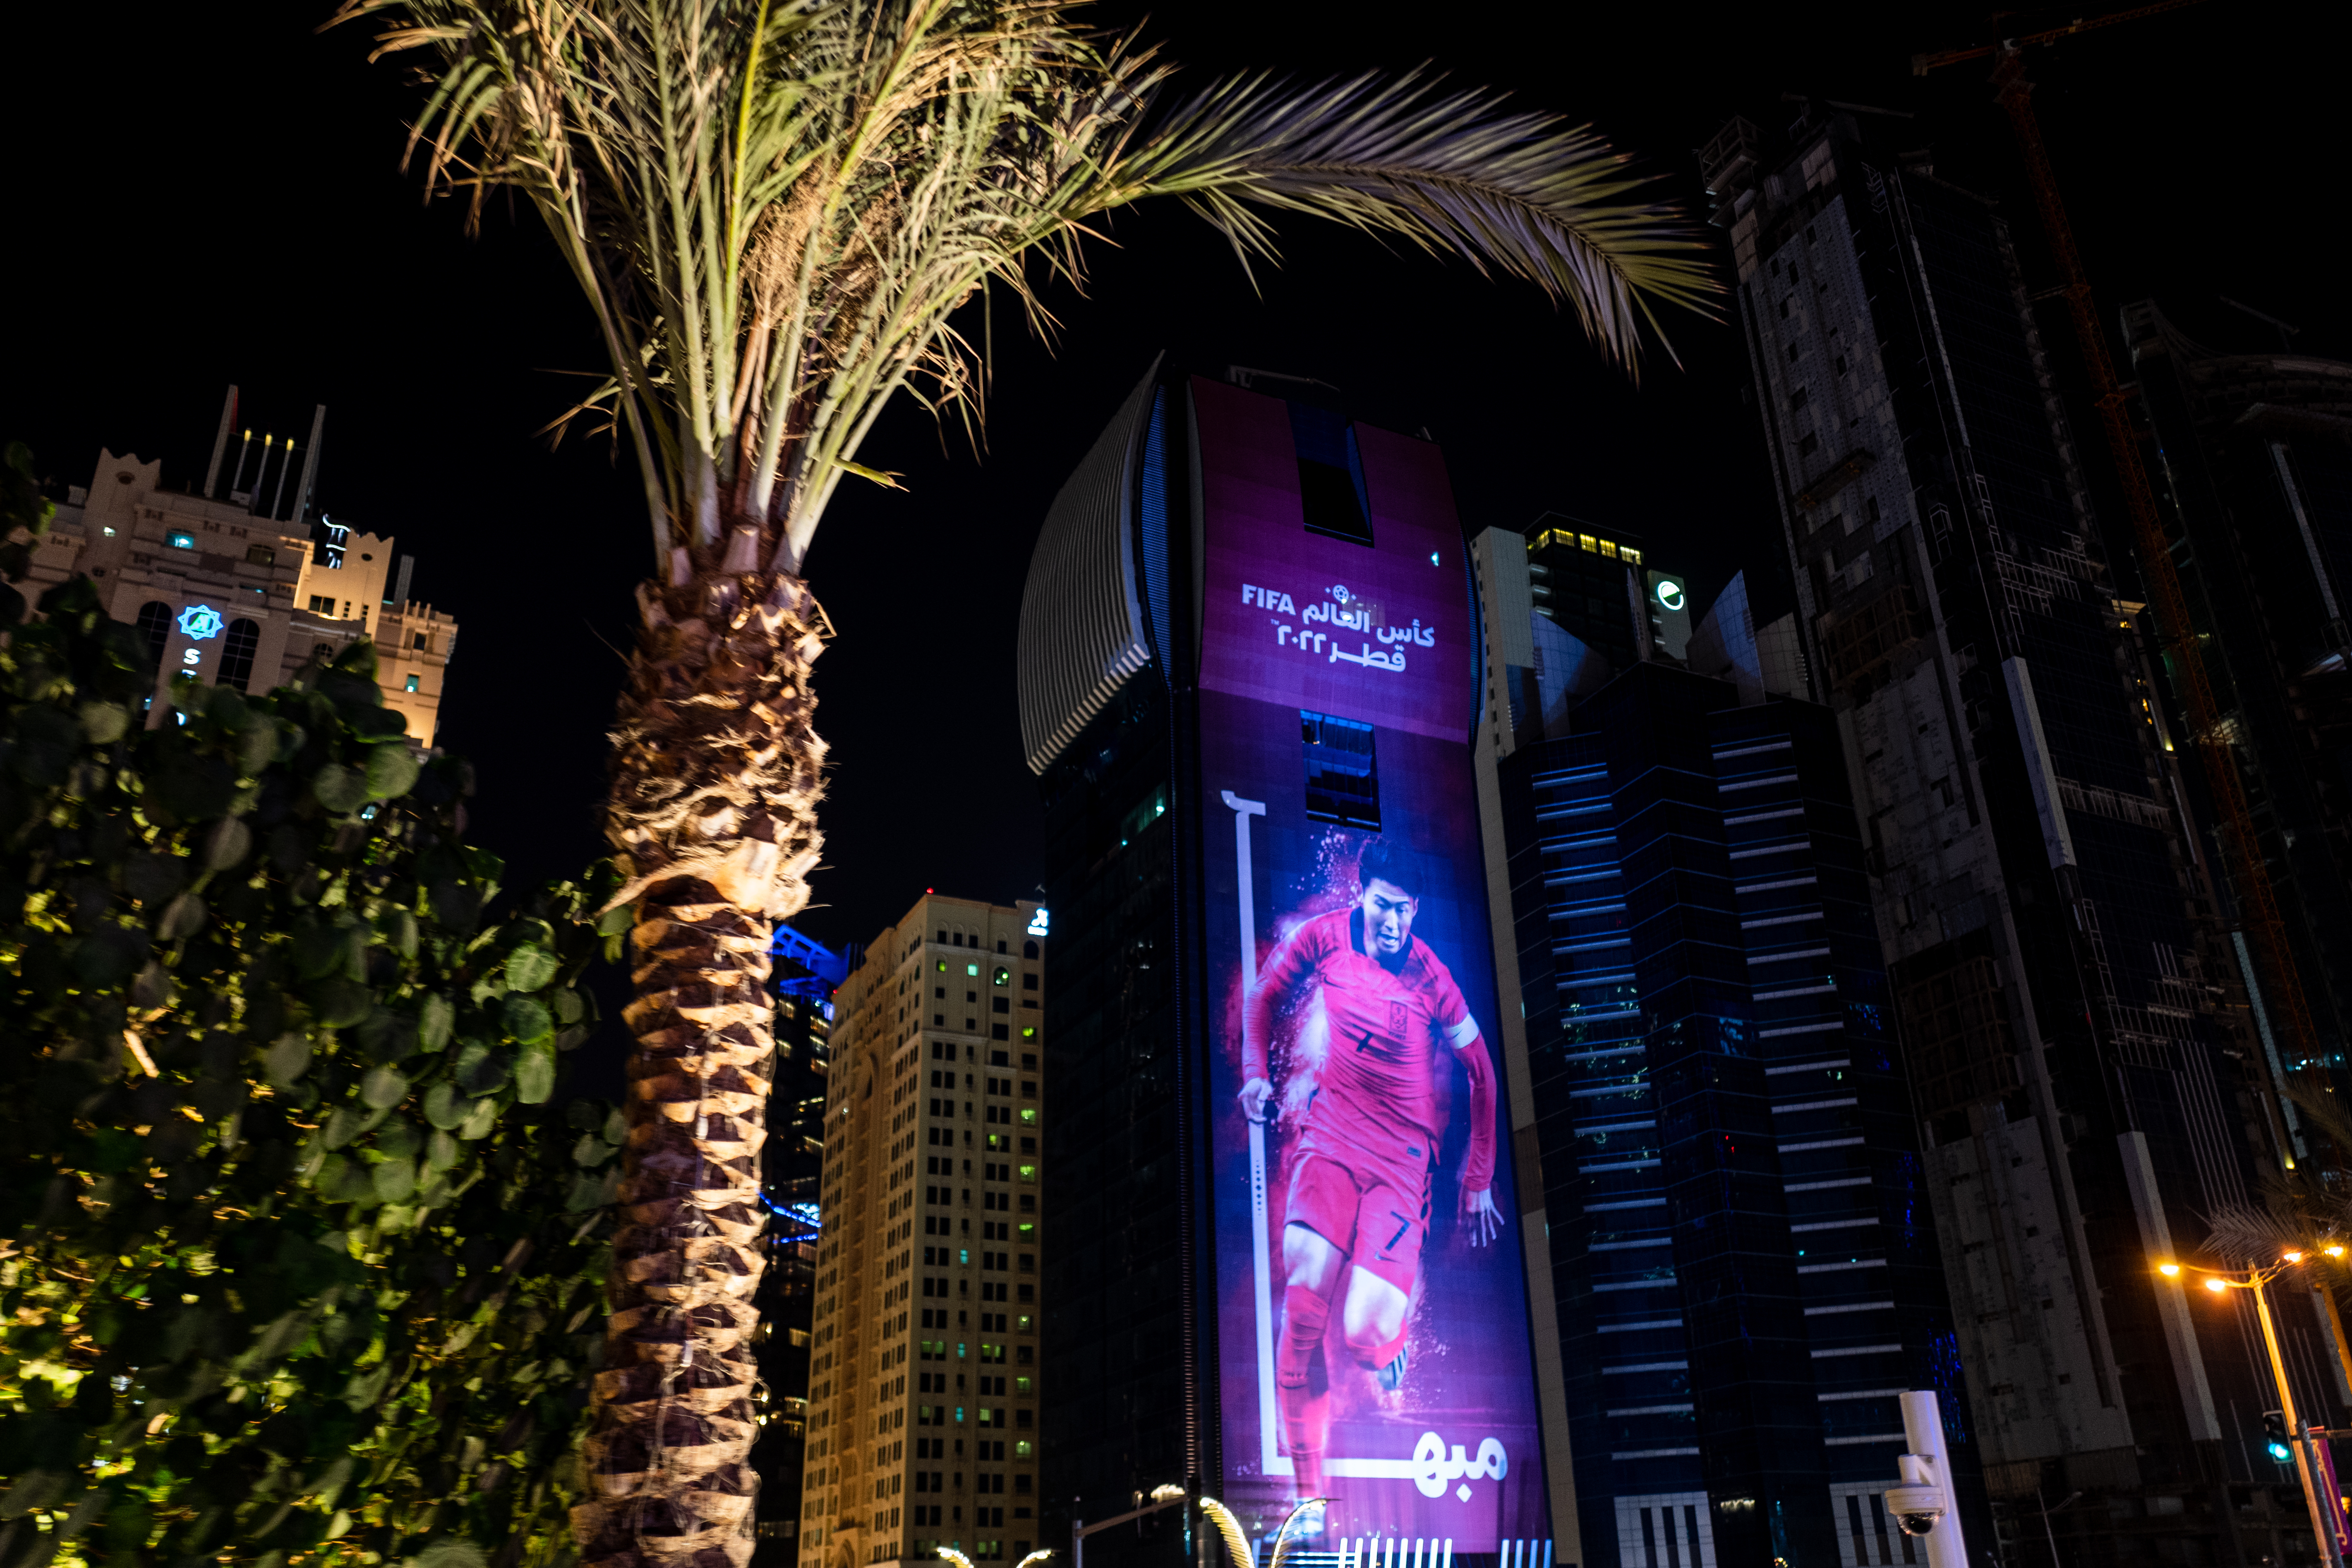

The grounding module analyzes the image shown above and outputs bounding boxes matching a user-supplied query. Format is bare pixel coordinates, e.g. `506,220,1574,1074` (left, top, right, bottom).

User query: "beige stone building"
17,440,458,746
798,895,1047,1568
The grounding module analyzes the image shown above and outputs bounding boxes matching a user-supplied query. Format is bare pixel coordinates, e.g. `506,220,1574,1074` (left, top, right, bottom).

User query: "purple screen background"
1192,380,1551,1548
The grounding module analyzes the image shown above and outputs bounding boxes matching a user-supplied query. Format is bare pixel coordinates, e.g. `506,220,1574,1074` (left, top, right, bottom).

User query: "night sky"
9,1,2335,958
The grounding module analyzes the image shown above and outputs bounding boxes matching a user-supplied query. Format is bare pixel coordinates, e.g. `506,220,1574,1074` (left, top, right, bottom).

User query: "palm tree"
331,0,1716,1560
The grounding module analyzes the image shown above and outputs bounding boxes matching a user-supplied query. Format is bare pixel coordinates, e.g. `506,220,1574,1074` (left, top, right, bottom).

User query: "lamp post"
2163,1258,2345,1568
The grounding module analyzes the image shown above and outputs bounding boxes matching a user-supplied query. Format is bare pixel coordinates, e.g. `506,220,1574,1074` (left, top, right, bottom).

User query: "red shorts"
1285,1148,1430,1295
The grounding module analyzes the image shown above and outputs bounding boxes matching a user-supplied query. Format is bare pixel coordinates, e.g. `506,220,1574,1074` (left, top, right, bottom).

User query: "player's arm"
1240,922,1324,1122
1446,1016,1505,1245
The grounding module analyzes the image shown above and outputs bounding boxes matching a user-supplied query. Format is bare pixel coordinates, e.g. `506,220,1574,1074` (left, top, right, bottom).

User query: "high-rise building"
797,896,1047,1568
20,423,458,744
752,928,851,1561
1523,517,1691,670
1022,367,1557,1568
1701,105,2334,1559
2124,304,2352,1067
1472,511,1984,1565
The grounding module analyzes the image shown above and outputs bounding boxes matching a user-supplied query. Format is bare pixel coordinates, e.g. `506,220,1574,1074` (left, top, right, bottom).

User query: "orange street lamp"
2165,1258,2346,1566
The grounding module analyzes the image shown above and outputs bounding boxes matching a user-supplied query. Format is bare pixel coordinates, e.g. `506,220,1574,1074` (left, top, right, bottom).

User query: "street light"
2162,1256,2346,1567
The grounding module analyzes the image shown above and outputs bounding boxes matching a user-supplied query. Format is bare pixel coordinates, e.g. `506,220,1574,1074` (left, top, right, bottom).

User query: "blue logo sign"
177,605,225,640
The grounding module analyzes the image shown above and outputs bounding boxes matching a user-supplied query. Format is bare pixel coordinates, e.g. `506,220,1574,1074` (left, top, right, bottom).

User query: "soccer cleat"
1376,1345,1410,1392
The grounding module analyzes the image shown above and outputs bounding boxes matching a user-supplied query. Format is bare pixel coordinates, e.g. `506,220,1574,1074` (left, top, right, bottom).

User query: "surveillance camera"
1885,1484,1946,1538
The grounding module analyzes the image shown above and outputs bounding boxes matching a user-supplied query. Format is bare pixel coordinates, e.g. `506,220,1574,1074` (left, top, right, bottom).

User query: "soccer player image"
1238,837,1502,1506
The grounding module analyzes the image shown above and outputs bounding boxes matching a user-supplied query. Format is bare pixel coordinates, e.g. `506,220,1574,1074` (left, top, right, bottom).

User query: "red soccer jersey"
1244,908,1496,1196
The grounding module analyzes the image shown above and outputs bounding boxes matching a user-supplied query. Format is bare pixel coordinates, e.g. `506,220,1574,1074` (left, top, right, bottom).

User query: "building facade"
797,896,1047,1568
1022,367,1556,1568
17,439,457,744
752,928,850,1561
2124,303,2352,1072
1702,106,2337,1561
1524,517,1690,671
1470,502,1981,1566
1498,659,1983,1568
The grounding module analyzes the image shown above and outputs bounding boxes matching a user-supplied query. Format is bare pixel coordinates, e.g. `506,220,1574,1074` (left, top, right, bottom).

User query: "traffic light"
2263,1410,2294,1465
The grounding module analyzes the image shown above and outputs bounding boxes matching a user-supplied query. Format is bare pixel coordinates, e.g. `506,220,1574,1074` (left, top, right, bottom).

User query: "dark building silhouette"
2125,304,2352,1073
1699,103,2342,1563
752,928,847,1563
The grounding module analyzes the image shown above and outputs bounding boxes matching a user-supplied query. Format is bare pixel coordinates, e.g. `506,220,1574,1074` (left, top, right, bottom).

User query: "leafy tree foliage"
0,572,635,1566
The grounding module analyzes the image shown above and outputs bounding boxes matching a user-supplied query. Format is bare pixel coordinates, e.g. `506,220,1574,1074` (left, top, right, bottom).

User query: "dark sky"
9,1,2335,957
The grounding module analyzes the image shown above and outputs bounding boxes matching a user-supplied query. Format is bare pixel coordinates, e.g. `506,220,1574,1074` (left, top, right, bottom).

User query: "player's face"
1358,877,1419,957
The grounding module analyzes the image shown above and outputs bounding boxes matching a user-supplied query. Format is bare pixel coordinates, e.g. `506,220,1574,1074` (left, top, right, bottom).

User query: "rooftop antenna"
2219,296,2301,353
231,429,261,501
204,386,239,499
288,404,327,530
390,554,414,608
269,435,297,522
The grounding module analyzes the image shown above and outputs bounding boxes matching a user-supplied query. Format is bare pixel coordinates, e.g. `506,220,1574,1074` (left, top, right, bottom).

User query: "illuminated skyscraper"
1021,366,1556,1568
1522,516,1690,670
1702,103,2327,1559
796,896,1047,1568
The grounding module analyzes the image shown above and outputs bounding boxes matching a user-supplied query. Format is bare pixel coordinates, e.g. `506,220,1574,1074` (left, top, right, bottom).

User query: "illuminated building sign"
1026,907,1050,937
1654,576,1686,612
177,605,224,640
1191,378,1549,1548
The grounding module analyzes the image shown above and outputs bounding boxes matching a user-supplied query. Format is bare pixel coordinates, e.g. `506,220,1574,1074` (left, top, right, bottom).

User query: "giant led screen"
1192,379,1550,1554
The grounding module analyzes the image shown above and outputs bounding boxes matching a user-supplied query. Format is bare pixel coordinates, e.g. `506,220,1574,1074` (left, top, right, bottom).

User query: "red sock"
1277,1281,1333,1485
1352,1319,1410,1373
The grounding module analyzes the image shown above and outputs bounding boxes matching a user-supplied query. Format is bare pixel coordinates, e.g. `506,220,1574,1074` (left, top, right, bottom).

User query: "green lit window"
936,959,947,972
966,962,979,977
1017,1223,1034,1241
1016,1316,1032,1333
1017,1164,1036,1184
1019,1108,1036,1125
1015,1377,1031,1396
958,1249,970,1265
403,674,420,693
167,530,196,550
1015,1441,1033,1459
993,966,1009,986
1021,1027,1035,1040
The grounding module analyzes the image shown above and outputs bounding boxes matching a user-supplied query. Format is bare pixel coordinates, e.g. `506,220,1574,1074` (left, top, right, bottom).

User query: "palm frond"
1197,1496,1255,1568
1084,67,1719,375
334,0,1718,579
2201,1200,2313,1266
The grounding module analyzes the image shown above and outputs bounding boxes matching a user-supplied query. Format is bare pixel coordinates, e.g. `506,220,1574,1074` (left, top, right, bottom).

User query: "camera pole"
1883,1391,1969,1568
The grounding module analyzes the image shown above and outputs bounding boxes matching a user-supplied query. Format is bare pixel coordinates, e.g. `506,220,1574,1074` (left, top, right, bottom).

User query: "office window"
244,544,274,566
404,673,420,693
412,631,430,650
308,594,336,614
993,967,1009,987
1290,401,1373,546
167,531,195,550
1301,710,1380,831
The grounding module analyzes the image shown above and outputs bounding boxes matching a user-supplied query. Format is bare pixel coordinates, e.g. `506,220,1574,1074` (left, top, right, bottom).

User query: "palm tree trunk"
576,562,827,1567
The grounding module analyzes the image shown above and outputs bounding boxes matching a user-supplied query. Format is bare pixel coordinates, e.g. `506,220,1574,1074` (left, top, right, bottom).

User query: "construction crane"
1910,0,2206,73
1916,5,2324,1074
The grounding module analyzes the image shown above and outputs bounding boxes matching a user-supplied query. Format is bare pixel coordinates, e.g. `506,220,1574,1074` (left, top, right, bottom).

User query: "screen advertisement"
1192,380,1550,1556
